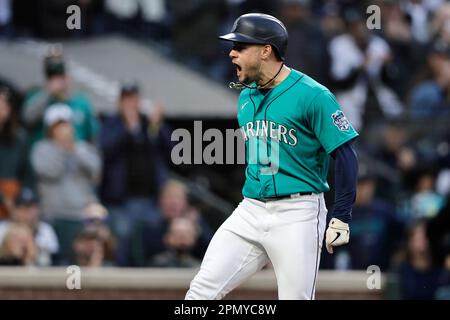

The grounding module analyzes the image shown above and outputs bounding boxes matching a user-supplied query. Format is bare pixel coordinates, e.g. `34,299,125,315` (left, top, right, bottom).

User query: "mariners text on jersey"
240,120,298,146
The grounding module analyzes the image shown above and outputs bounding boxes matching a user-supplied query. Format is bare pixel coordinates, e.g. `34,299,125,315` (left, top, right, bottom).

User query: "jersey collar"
252,68,301,98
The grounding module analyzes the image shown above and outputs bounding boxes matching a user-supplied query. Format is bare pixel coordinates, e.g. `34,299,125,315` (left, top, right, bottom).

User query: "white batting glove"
325,218,350,254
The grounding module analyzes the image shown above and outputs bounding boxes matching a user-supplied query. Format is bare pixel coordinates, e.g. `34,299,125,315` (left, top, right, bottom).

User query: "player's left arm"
306,90,359,254
325,141,358,254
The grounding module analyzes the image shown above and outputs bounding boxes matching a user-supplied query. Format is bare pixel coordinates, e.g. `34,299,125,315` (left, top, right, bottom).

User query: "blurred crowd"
0,0,450,299
0,50,214,270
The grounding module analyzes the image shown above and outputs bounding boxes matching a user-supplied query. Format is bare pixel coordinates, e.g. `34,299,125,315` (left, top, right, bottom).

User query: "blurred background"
0,0,449,300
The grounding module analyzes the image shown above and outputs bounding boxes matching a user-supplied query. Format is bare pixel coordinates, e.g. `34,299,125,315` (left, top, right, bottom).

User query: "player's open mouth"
233,63,242,76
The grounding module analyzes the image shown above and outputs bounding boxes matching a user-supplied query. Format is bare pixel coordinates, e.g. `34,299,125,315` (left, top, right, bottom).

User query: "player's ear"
260,45,272,60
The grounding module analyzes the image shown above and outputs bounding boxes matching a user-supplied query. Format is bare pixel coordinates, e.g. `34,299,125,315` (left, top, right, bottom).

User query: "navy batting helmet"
219,13,288,61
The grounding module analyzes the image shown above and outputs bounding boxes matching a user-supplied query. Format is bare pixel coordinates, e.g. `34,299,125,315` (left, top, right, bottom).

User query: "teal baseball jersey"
237,69,359,199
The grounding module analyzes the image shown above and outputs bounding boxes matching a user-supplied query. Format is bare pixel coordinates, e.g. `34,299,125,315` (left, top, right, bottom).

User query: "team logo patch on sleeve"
331,110,350,131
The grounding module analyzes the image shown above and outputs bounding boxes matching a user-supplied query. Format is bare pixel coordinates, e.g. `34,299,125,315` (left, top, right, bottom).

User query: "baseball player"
186,13,359,300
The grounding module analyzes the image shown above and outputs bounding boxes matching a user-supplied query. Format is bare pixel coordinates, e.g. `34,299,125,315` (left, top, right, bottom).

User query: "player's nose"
229,49,238,59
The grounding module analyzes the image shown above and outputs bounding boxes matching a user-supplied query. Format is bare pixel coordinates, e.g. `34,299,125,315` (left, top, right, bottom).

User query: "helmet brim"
218,32,267,45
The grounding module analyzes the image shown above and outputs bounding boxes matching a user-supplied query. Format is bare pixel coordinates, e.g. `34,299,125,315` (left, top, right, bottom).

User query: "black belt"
257,192,313,202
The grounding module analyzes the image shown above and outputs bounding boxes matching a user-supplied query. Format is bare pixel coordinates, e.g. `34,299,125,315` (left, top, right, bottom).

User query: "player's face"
229,42,263,84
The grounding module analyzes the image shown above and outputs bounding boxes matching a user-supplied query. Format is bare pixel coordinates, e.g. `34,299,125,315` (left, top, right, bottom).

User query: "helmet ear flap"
271,45,283,61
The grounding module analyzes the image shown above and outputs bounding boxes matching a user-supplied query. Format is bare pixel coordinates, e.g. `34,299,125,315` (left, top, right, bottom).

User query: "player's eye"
232,43,249,52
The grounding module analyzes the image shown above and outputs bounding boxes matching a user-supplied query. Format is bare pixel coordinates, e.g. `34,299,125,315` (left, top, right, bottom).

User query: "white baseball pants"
185,193,328,300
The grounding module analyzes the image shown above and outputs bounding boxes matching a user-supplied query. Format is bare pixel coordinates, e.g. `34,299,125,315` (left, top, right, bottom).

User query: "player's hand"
325,218,349,254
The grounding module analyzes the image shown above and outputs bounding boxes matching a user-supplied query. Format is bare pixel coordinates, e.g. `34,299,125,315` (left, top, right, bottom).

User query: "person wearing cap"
99,80,172,266
21,49,98,144
30,104,101,264
71,203,117,267
0,187,59,266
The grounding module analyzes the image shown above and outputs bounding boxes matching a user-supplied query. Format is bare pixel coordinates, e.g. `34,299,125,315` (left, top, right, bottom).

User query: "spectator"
159,180,213,255
375,122,416,171
143,179,214,264
149,217,201,268
99,80,171,266
429,3,450,50
281,0,330,85
395,219,443,299
104,0,169,41
368,122,417,203
407,167,446,220
0,223,36,266
71,203,116,267
31,104,101,264
103,0,141,37
328,8,403,131
426,193,450,268
72,226,106,267
318,2,345,41
380,0,420,99
21,48,98,144
81,202,117,266
400,0,439,44
167,0,227,79
0,188,59,266
0,86,33,218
